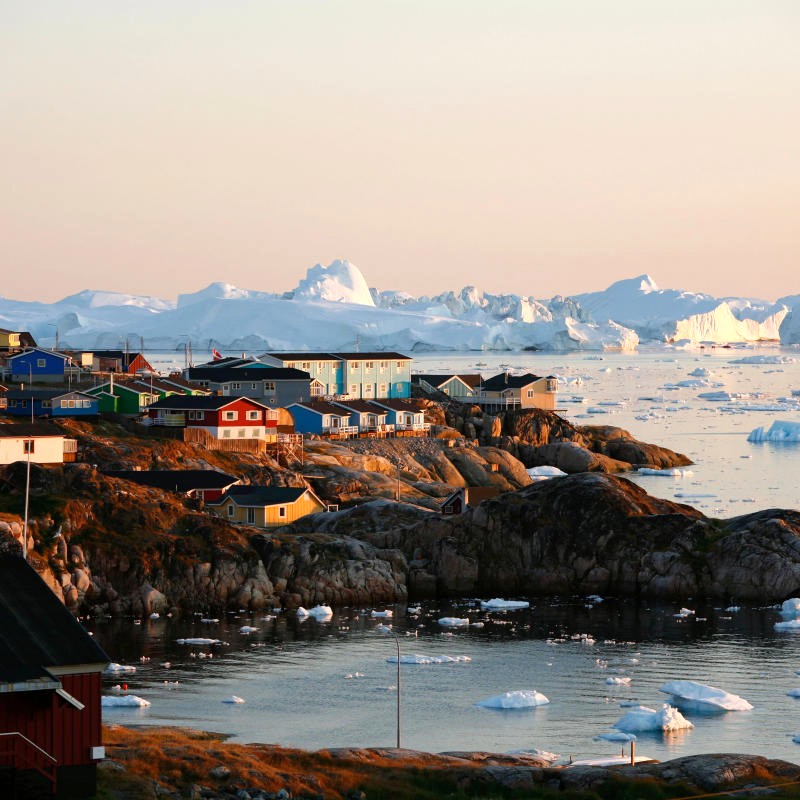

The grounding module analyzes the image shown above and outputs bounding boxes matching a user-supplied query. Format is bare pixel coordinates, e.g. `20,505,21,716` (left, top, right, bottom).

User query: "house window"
251,383,257,390
302,362,310,371
396,362,403,369
189,410,203,420
317,362,324,371
349,384,357,395
365,361,373,369
251,428,260,437
238,428,246,438
227,504,234,517
247,508,255,524
37,358,46,367
246,410,260,420
395,383,402,392
547,379,557,391
527,389,535,398
310,383,323,396
223,410,237,421
350,362,359,371
23,440,35,454
230,382,241,390
278,506,287,518
222,429,231,438
263,382,276,393
380,361,388,371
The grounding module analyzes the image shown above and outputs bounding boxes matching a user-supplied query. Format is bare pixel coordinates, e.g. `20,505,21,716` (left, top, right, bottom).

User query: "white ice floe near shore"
659,680,753,712
595,731,637,742
438,617,470,627
297,605,334,621
479,598,530,610
102,695,151,708
476,690,550,709
370,609,393,618
748,421,800,443
176,638,223,645
386,654,472,665
613,704,693,733
606,677,632,686
637,467,694,477
104,662,136,674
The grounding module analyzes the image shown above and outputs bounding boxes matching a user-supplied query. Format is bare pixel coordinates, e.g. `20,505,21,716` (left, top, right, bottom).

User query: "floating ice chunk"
613,704,693,732
407,606,422,614
659,680,753,712
726,606,741,613
507,748,559,762
371,609,393,618
730,355,796,365
794,734,800,744
476,690,550,709
781,599,800,619
238,625,258,634
748,421,800,443
526,466,567,480
586,595,604,604
176,638,222,645
102,694,151,708
438,617,470,627
149,612,160,620
787,688,800,698
222,695,245,704
595,731,637,742
674,608,695,618
606,677,632,686
480,598,530,610
297,605,333,621
200,618,219,623
104,662,136,675
374,624,393,633
637,468,694,477
345,672,365,678
387,654,472,665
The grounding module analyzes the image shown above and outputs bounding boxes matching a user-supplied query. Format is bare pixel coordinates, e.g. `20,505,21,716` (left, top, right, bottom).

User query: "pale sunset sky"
2,1,798,303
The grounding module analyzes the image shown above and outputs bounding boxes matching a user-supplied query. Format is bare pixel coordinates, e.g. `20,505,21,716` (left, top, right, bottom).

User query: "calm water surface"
103,346,800,761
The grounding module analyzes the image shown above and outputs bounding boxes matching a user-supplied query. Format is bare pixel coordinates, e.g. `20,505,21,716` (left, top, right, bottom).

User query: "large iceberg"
748,421,800,443
613,704,693,733
659,680,753,712
476,690,550,709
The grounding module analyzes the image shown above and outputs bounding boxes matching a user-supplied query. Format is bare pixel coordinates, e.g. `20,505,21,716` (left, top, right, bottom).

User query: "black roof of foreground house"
105,469,239,493
211,486,310,507
0,554,108,684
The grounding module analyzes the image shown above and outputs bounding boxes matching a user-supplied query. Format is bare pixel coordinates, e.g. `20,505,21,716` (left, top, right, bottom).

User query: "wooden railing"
0,732,57,794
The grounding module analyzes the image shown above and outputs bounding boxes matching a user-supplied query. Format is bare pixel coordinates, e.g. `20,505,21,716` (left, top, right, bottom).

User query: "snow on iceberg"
748,421,800,443
479,598,530,610
659,680,753,712
102,694,151,708
476,690,550,709
613,704,693,733
781,599,800,618
386,654,472,665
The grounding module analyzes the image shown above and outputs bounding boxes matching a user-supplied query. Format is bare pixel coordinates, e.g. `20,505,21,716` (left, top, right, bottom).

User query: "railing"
0,732,57,794
147,414,186,427
323,425,359,438
366,423,395,433
396,422,430,431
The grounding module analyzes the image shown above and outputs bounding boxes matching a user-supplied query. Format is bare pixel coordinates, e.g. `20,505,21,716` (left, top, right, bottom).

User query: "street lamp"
391,631,401,748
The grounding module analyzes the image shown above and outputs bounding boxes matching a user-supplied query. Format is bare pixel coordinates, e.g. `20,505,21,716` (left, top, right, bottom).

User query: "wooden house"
0,553,109,799
285,401,356,438
473,372,558,411
184,365,315,406
331,399,393,435
82,350,154,376
440,486,503,514
0,384,7,411
412,374,481,400
4,390,99,419
0,423,76,466
145,396,278,441
8,349,72,385
367,399,430,434
0,329,36,353
105,470,240,503
209,485,326,527
84,380,160,416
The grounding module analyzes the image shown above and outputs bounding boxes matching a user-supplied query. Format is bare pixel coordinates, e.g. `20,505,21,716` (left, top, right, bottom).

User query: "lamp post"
23,435,31,561
391,632,401,749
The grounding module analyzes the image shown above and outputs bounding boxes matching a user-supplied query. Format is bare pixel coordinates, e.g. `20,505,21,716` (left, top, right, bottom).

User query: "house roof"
87,380,156,397
5,389,96,402
481,372,544,391
368,398,423,412
330,352,410,360
0,422,65,438
287,400,351,417
106,470,240,493
262,351,410,361
161,374,206,392
186,366,310,382
413,373,482,390
148,395,270,411
211,485,311,507
8,347,71,363
332,399,388,414
0,554,109,683
193,356,259,369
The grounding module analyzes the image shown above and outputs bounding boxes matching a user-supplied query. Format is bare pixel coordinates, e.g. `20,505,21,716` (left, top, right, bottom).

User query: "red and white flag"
212,348,223,361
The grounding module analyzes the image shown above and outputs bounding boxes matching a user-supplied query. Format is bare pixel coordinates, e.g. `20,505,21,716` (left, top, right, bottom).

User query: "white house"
0,423,73,465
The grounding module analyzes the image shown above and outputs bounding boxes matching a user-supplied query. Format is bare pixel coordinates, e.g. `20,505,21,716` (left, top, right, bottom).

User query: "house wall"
0,688,55,764
214,378,311,406
11,350,67,384
286,405,323,434
219,493,324,527
0,436,64,465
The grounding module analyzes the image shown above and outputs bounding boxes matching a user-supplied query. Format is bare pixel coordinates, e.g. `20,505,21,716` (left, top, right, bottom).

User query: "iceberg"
476,690,550,709
606,677,632,686
438,617,470,627
297,605,334,621
659,680,753,712
222,695,246,704
637,468,693,477
748,421,800,443
386,654,472,665
102,694,151,708
479,598,530,610
594,731,637,742
781,599,800,619
526,466,567,480
104,662,136,675
613,704,693,733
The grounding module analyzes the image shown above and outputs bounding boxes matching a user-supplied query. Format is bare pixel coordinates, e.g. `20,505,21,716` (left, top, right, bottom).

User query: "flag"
212,348,223,361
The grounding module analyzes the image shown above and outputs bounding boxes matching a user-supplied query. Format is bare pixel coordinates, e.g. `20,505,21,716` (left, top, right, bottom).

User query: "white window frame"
223,410,237,421
37,358,46,367
246,410,260,420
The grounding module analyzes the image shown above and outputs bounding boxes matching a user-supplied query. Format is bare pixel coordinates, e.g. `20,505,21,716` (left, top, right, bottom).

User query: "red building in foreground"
0,554,109,798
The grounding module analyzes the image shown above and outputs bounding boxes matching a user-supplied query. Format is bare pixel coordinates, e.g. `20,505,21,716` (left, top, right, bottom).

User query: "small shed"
209,485,326,527
0,553,109,798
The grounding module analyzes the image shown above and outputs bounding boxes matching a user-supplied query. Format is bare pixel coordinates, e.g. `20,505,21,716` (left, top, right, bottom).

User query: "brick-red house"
0,553,109,799
145,395,278,441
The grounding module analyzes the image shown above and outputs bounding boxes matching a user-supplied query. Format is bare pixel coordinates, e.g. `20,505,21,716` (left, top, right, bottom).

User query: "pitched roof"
106,470,240,493
211,485,310,507
413,373,482,389
187,366,310,381
193,356,258,369
263,351,411,361
148,395,269,410
0,554,108,683
332,399,388,414
0,421,65,438
8,347,71,363
368,398,424,412
481,372,544,390
287,400,352,416
5,389,96,401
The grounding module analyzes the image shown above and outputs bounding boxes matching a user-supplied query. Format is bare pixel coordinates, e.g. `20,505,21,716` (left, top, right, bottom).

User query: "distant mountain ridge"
1,261,797,352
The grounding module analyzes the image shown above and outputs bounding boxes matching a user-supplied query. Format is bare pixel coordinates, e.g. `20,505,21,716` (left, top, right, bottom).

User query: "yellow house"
0,329,22,350
210,485,326,527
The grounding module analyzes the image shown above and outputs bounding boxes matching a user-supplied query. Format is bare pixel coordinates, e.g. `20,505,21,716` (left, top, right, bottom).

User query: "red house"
145,395,279,441
0,553,109,798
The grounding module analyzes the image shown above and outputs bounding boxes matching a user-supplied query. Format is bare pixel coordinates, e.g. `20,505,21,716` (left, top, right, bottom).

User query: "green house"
85,380,160,415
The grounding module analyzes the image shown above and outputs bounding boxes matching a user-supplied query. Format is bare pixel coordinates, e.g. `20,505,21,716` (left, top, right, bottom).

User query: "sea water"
98,345,800,760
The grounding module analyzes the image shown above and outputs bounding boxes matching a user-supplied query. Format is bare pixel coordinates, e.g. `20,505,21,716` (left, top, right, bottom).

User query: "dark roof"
261,352,340,361
481,372,544,390
193,357,258,369
212,485,309,507
148,395,269,410
161,374,204,391
333,399,388,413
287,400,351,416
86,350,147,361
263,351,410,361
106,470,240,493
187,367,310,382
368,398,423,412
8,347,70,362
0,422,65,438
5,389,95,401
413,374,482,389
0,554,108,683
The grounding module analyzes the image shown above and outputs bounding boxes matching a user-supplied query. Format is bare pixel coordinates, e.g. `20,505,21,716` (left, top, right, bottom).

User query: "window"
189,410,203,420
223,410,237,421
80,399,91,408
222,429,231,438
230,382,241,390
350,361,359,371
263,381,275,393
310,383,323,396
527,389,535,398
317,362,324,371
246,410,260,420
247,508,255,524
396,361,403,369
251,428,260,437
24,440,35,454
278,506,287,518
302,362,310,370
395,383,402,392
350,384,357,395
547,378,557,391
37,358,46,367
380,361,388,371
251,383,257,390
365,361,373,369
227,504,234,517
42,400,51,408
238,428,246,438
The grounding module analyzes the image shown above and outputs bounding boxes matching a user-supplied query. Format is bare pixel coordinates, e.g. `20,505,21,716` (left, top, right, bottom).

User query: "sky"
2,1,799,303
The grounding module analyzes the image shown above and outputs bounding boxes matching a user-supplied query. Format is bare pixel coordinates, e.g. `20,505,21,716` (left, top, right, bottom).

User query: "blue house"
332,399,393,435
286,400,356,438
8,347,72,384
4,389,99,418
368,399,430,434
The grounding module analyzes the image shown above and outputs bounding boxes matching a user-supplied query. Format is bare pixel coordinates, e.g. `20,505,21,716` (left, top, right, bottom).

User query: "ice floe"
297,605,334,621
637,468,694,477
479,598,530,610
176,638,223,645
438,617,470,627
104,662,136,675
605,677,632,686
476,690,550,709
370,609,393,618
526,466,568,480
102,694,151,708
613,704,693,733
386,654,472,665
222,695,245,704
659,680,753,712
595,731,637,742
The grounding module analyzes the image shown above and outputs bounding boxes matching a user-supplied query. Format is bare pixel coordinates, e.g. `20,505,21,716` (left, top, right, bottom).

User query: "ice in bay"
527,466,567,480
637,468,694,477
748,421,800,443
176,638,223,645
104,662,136,674
438,617,470,627
786,689,800,698
780,599,800,618
239,626,258,634
102,695,151,708
297,605,333,621
480,598,530,610
370,609,393,618
386,654,472,665
476,690,550,709
595,731,637,742
659,680,753,712
606,677,632,686
614,704,693,733
222,696,245,704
